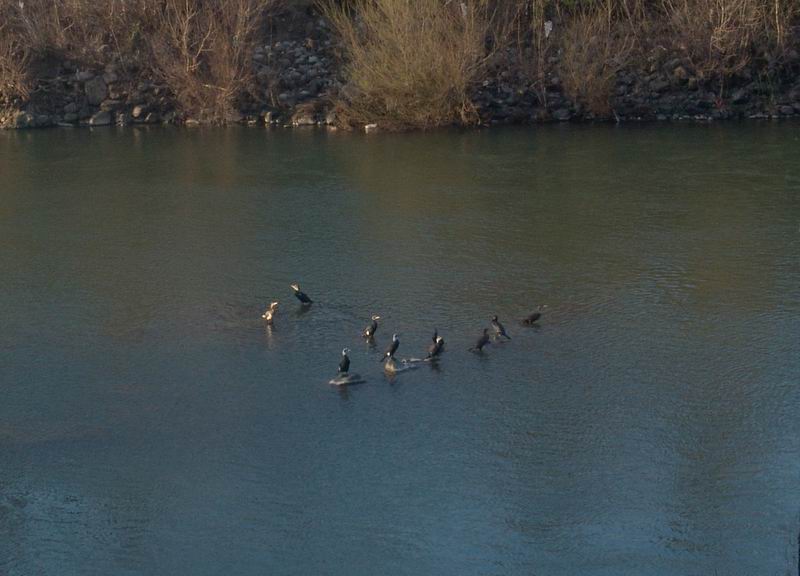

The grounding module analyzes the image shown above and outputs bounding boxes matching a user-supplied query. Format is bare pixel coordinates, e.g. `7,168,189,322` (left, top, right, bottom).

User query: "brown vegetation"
1,0,799,127
557,3,635,115
0,0,278,121
321,0,494,129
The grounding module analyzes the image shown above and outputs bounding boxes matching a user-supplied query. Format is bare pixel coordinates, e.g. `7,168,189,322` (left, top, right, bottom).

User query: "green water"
1,124,798,575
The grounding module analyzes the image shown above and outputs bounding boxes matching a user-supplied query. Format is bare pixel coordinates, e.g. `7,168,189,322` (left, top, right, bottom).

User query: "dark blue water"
1,124,799,575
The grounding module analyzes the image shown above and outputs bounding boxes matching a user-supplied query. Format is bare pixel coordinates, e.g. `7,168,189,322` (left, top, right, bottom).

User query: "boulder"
14,112,34,128
553,108,571,121
291,109,316,126
85,77,108,106
89,110,112,126
131,105,146,119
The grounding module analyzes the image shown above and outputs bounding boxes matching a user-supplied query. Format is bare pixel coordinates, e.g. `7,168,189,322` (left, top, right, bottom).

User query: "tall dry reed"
0,0,277,122
322,0,493,129
558,3,635,116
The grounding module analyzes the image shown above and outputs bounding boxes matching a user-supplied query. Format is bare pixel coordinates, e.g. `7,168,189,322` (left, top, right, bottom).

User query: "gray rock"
672,66,688,81
63,102,77,114
779,105,794,116
35,115,51,127
132,105,146,119
650,78,670,93
116,112,131,126
85,77,108,106
553,108,571,121
100,100,121,112
731,88,748,104
76,70,94,82
102,71,118,84
14,112,34,128
63,113,78,122
89,110,112,126
291,111,316,126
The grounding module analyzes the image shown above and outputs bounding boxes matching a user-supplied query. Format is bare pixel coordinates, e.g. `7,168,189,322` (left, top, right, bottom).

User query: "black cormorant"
380,333,399,362
522,305,547,325
363,315,381,339
339,348,351,374
491,315,511,340
427,336,445,359
290,283,313,305
469,328,490,352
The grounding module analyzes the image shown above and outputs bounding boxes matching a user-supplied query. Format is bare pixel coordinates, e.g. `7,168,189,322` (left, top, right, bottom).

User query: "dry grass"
149,0,275,122
663,0,767,81
558,3,635,116
0,0,278,122
322,0,493,129
0,22,30,105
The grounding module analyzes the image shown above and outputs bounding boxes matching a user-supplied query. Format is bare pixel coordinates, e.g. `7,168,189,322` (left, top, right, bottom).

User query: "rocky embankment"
3,7,800,130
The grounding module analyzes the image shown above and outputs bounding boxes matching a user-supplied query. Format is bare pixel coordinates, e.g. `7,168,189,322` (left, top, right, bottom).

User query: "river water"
1,124,798,575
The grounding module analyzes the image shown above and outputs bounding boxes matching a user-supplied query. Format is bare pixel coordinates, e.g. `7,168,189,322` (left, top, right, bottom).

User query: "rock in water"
89,111,112,126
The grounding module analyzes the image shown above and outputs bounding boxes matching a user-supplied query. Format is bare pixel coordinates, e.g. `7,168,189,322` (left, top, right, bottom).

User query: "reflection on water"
0,124,799,575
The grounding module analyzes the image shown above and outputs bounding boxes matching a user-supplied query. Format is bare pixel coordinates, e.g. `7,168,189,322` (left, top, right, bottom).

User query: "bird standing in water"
261,301,278,324
491,315,511,340
363,315,381,339
427,335,445,359
469,328,491,352
522,305,547,325
290,283,313,305
380,333,400,362
339,348,351,374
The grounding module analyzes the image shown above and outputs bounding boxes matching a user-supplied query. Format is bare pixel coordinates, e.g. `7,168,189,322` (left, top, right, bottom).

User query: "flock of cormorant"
265,283,546,386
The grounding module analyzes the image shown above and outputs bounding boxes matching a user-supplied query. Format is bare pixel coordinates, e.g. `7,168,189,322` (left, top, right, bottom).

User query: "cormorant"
290,283,313,305
339,348,351,374
491,315,511,340
363,315,381,339
261,301,278,324
379,333,399,362
522,305,547,325
469,328,491,352
427,336,445,359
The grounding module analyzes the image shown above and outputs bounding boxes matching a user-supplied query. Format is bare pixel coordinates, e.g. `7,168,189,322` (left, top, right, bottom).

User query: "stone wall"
3,8,800,130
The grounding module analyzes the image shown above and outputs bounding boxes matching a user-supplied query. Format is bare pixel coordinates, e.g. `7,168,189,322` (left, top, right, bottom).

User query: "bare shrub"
662,0,767,81
558,3,634,116
0,21,30,105
0,0,277,122
148,0,275,123
322,0,493,129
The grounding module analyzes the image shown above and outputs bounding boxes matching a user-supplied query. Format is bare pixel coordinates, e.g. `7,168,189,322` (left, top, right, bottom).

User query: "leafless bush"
558,3,635,116
149,0,275,122
322,0,493,129
662,0,775,81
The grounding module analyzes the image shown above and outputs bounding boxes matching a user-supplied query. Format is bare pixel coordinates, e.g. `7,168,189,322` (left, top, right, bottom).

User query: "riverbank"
2,1,799,130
